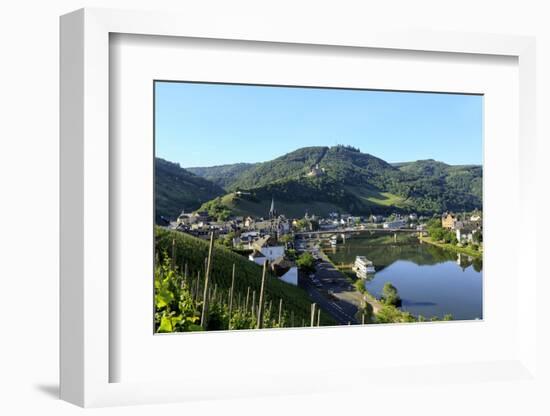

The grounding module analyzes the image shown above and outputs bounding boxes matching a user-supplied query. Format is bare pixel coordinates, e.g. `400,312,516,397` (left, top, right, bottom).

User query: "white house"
383,219,407,229
271,257,298,286
260,246,285,262
369,215,384,223
240,231,259,243
279,267,298,286
456,226,477,243
347,216,361,225
252,220,272,232
248,250,267,265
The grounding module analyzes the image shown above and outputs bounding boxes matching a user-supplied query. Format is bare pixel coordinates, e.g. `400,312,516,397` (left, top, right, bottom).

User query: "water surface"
325,232,483,320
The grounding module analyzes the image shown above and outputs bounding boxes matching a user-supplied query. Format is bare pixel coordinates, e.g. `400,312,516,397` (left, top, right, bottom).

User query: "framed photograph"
60,8,538,407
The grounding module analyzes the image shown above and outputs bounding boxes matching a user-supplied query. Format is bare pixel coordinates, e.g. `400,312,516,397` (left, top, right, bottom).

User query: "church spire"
269,196,276,218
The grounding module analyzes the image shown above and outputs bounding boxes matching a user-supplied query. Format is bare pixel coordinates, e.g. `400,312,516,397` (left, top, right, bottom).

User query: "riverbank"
355,282,384,315
319,248,383,316
419,236,482,258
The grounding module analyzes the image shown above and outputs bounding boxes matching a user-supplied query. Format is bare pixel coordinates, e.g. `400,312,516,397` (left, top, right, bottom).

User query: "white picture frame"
60,7,538,407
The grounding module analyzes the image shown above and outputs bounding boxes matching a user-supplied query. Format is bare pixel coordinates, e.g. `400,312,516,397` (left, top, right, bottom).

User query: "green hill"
394,159,482,212
162,146,482,219
155,158,225,222
193,146,481,217
225,146,329,191
187,162,258,189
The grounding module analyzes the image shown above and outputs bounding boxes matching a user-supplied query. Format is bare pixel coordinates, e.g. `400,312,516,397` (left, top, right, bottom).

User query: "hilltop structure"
306,163,325,177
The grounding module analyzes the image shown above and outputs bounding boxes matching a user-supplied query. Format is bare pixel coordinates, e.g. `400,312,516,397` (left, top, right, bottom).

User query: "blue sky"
155,81,483,167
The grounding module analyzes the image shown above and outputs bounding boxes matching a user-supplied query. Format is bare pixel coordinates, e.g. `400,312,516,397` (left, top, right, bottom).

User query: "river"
324,232,483,320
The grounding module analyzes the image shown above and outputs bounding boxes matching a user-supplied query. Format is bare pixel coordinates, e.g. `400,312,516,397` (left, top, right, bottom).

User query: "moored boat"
352,256,375,278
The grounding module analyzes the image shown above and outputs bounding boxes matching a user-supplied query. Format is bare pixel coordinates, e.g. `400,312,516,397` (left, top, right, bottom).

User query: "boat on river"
329,235,338,247
352,256,375,278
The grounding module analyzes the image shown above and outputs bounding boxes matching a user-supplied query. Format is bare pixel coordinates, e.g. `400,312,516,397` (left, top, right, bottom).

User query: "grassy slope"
156,227,336,325
219,184,411,218
344,185,411,208
219,192,343,218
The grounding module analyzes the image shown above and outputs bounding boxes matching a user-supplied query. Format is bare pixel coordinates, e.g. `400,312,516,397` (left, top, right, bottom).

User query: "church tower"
269,196,277,219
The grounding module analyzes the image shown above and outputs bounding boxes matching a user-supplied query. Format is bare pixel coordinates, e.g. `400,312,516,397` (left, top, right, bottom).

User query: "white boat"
329,236,338,246
352,256,375,278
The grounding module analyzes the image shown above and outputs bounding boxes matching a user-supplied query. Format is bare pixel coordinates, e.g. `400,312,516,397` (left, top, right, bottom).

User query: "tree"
285,248,297,261
441,229,457,244
472,231,483,244
381,282,401,307
296,252,315,273
219,231,235,247
354,279,366,294
293,218,309,231
376,304,415,323
279,234,294,245
361,302,374,323
426,218,442,230
429,227,445,241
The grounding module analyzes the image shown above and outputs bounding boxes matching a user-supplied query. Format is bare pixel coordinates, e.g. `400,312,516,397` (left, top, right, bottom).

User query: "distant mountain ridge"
156,145,482,221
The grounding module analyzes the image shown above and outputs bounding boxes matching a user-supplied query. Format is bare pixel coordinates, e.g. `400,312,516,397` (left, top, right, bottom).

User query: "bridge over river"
295,227,425,239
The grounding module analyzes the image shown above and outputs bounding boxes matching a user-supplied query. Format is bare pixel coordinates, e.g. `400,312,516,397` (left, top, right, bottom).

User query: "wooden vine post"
171,237,176,271
194,271,200,303
256,260,268,329
181,262,188,288
200,232,215,328
228,263,235,330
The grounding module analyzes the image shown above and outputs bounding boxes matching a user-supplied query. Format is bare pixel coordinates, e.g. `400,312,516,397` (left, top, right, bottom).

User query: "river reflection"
325,233,483,320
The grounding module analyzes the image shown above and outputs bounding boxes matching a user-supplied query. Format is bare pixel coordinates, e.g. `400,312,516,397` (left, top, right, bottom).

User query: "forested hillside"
187,162,258,189
158,145,482,220
155,158,225,222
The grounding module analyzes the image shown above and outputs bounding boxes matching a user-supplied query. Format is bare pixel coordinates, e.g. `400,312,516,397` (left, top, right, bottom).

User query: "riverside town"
153,81,483,333
158,195,483,330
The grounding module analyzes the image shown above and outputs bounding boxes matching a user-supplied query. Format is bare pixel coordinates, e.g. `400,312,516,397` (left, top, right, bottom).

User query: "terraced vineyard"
155,227,335,332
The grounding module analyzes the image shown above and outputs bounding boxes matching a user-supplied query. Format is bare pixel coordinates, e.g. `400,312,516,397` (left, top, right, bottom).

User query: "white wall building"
260,246,285,262
383,219,407,229
279,266,298,286
456,227,477,243
248,251,267,265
